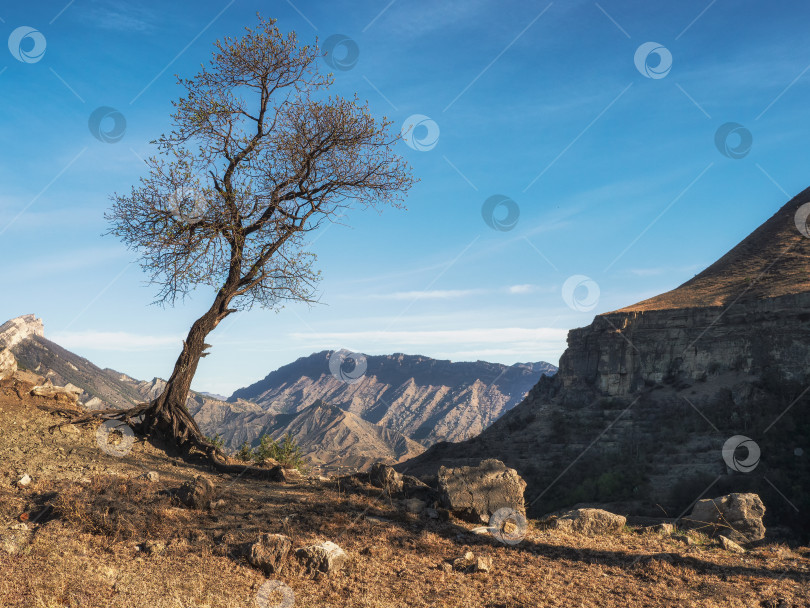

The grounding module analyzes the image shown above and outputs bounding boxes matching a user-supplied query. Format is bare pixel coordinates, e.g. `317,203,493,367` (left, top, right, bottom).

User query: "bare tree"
74,18,413,470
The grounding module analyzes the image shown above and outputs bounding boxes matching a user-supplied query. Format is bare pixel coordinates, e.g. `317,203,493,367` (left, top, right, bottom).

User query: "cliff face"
403,188,810,539
560,292,810,397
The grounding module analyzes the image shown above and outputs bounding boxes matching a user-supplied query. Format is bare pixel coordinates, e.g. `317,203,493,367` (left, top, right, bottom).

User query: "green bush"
243,433,308,472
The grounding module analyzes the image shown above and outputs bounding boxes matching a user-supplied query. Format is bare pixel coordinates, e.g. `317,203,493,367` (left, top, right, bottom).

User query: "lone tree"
84,18,413,469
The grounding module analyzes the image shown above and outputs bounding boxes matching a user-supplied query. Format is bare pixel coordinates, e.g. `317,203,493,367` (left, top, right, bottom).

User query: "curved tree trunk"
140,290,235,456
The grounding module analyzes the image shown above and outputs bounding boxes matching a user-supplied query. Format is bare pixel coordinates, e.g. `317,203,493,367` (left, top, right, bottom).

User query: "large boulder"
30,380,82,402
295,541,347,574
437,459,526,523
247,533,293,574
0,348,16,381
545,508,626,535
686,493,765,543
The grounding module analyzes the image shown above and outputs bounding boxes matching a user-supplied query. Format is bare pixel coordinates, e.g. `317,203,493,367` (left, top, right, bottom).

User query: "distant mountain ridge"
228,350,557,445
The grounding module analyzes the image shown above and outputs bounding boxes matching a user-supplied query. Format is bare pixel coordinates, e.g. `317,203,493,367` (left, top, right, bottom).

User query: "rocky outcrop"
402,187,810,542
0,315,44,349
0,348,16,381
437,459,526,523
686,493,766,543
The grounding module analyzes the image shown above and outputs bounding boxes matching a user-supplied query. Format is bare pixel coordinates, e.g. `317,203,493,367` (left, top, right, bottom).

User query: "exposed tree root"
43,400,289,481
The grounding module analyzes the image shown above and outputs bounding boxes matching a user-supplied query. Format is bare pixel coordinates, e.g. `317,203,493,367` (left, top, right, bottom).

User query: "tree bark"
140,290,234,455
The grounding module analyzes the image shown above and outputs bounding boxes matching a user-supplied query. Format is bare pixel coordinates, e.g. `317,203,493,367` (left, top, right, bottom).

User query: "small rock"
10,523,28,531
719,535,745,553
672,533,694,546
144,471,160,483
452,551,476,571
476,555,493,573
651,523,675,535
424,508,439,519
177,475,215,509
295,541,347,574
439,562,453,573
16,474,31,488
142,540,165,556
210,499,226,509
0,530,32,555
247,533,293,575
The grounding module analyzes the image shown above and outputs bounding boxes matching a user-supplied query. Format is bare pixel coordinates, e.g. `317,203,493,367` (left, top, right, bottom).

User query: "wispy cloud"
83,0,157,32
50,331,182,351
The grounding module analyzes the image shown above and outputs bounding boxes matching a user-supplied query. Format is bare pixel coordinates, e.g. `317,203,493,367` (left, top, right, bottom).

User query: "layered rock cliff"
403,187,810,539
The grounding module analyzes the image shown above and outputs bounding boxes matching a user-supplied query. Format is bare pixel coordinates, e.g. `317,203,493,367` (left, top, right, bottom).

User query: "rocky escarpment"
403,187,810,541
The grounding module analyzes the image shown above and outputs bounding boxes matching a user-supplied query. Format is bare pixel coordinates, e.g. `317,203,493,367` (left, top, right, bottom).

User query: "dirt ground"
0,379,808,608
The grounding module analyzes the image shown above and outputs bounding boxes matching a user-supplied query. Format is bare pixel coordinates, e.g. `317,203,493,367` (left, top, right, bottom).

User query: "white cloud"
369,289,484,300
508,284,538,294
50,331,182,352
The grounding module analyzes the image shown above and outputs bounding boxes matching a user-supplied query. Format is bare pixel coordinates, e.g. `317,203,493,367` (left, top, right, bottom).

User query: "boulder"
295,541,347,574
0,348,16,381
247,533,293,574
437,459,526,523
686,493,765,543
369,463,404,493
30,380,82,402
547,508,626,535
176,475,215,509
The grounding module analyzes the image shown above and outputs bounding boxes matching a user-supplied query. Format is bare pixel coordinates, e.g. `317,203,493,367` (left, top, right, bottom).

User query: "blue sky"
1,0,809,395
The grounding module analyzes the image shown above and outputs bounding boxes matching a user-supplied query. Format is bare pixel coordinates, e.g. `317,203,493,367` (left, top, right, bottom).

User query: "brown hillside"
618,186,810,312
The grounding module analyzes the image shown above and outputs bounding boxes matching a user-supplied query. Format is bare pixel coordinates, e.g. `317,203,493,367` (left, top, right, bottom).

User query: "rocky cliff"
403,187,810,539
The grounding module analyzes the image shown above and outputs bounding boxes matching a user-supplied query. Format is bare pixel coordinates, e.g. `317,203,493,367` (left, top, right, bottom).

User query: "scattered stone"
369,463,404,494
686,493,766,543
438,459,527,523
546,508,626,535
247,533,293,575
144,471,160,483
296,541,347,574
440,562,453,573
16,474,32,488
142,540,166,556
177,475,215,509
719,535,746,553
651,523,675,535
401,498,426,514
451,551,492,573
0,348,16,381
10,523,28,531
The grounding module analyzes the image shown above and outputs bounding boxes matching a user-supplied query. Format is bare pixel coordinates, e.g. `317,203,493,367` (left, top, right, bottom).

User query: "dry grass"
1,379,808,608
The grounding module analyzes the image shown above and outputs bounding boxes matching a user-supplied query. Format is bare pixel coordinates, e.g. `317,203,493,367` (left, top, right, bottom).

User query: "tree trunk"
140,291,233,455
